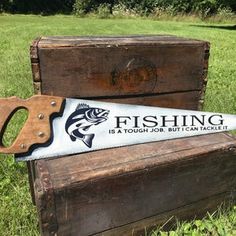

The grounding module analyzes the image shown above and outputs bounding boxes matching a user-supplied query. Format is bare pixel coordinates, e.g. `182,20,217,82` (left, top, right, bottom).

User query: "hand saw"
0,95,235,161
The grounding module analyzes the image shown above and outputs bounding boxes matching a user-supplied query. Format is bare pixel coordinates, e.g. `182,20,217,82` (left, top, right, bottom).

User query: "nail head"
38,113,44,120
51,101,56,107
20,143,26,149
38,131,45,138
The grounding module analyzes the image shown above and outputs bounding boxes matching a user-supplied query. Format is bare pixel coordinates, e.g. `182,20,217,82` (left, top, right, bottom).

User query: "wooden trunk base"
31,133,236,236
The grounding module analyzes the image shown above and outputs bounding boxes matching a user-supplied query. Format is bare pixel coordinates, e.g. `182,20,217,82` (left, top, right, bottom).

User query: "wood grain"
0,95,64,154
101,91,201,110
33,36,209,98
37,35,206,47
28,35,216,236
46,133,235,189
34,133,236,236
94,192,235,236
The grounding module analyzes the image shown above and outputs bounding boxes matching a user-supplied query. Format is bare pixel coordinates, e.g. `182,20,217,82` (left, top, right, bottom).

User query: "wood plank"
44,136,236,236
93,192,235,236
27,161,36,205
31,63,41,82
38,35,207,48
38,41,207,97
102,91,200,110
46,133,235,188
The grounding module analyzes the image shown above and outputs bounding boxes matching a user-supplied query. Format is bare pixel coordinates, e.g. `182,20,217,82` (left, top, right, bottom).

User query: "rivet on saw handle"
0,95,64,154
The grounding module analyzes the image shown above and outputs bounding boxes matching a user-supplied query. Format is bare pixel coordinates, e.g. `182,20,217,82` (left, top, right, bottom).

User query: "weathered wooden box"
28,36,236,236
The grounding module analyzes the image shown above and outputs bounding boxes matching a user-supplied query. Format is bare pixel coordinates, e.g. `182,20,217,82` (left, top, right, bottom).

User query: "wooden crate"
27,36,236,236
30,35,209,109
32,133,236,236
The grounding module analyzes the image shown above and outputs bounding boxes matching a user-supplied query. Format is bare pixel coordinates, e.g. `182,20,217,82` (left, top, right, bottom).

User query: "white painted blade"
16,98,236,161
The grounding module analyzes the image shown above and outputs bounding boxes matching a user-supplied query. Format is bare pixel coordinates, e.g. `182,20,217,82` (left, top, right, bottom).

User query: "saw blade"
16,98,236,161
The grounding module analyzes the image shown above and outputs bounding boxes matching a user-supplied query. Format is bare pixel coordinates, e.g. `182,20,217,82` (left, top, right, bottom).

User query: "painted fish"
65,104,109,148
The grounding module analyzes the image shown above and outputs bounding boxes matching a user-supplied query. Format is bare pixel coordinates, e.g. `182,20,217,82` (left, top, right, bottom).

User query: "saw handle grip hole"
0,95,64,154
1,108,28,148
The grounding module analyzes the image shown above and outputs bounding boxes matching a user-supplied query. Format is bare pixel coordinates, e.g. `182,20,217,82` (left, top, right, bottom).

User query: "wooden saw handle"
0,95,64,154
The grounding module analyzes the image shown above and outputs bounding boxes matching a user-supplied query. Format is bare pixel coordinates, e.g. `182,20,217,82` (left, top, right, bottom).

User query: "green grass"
0,14,235,235
149,204,236,235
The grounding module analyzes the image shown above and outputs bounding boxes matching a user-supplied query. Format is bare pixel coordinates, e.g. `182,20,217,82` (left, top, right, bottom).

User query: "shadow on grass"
191,25,236,30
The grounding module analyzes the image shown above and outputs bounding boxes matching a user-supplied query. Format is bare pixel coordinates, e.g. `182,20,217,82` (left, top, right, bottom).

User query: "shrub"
0,0,10,12
118,0,157,15
73,0,236,17
73,0,95,15
1,0,235,15
217,6,235,17
112,3,138,17
0,0,75,14
73,0,114,15
168,0,194,14
217,0,236,11
192,0,218,18
97,3,112,18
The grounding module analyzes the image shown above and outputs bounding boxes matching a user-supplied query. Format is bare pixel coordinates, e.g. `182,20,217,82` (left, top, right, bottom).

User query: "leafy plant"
97,3,112,18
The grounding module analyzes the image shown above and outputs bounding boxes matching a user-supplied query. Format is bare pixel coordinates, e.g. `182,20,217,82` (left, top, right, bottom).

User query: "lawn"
0,14,235,235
